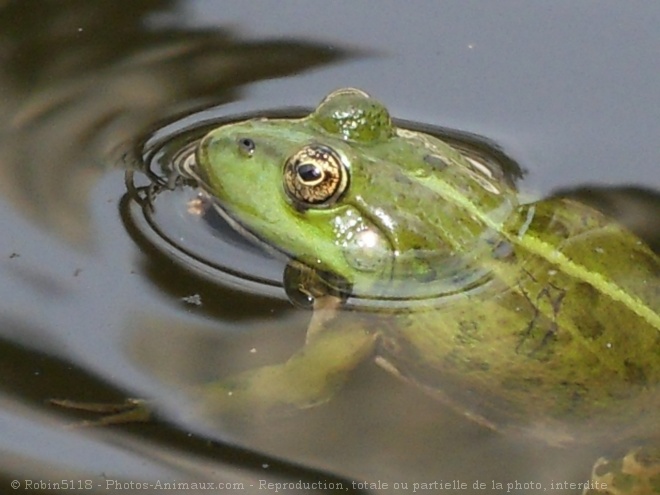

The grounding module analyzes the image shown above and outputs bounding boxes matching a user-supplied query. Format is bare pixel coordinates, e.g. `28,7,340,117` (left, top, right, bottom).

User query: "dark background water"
0,1,658,494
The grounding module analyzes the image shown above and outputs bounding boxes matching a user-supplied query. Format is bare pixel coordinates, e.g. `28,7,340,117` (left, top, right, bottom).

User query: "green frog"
56,89,658,494
191,89,658,495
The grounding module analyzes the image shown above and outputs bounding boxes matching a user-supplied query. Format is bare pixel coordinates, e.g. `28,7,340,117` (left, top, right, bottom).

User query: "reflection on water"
0,0,357,492
0,0,349,245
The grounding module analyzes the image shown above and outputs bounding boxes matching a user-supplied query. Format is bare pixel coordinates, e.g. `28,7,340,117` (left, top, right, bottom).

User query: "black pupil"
297,163,322,182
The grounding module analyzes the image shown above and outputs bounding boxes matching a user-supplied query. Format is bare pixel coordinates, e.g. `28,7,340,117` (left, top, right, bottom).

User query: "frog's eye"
237,137,256,156
283,145,348,207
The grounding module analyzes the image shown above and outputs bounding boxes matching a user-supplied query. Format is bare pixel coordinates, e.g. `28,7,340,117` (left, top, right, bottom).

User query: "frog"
54,88,658,494
189,89,659,495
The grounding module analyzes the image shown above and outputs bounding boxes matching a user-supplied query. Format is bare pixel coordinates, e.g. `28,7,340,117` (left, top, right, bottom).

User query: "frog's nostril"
237,137,256,156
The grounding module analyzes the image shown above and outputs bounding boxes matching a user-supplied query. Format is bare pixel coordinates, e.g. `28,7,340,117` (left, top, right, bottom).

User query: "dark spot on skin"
577,319,605,340
624,359,647,385
492,241,516,261
423,154,448,171
573,283,605,339
393,172,413,185
515,276,565,359
455,320,479,345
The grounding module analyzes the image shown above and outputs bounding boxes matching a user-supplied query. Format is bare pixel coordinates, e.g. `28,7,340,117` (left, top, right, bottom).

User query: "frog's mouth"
207,194,294,262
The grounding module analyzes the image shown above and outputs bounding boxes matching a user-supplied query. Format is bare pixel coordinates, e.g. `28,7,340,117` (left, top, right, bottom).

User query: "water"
0,1,658,494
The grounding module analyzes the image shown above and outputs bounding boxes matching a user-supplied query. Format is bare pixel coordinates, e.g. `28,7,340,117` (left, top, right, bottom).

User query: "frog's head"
196,89,515,299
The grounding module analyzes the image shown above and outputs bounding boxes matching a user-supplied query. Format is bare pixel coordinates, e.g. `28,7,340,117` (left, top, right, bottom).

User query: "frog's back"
383,198,659,441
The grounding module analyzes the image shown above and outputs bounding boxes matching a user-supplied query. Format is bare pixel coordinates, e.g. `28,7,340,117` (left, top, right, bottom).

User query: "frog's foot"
50,398,151,426
585,446,660,495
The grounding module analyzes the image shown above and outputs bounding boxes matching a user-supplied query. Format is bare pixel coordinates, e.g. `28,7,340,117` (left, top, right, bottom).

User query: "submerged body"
195,89,659,493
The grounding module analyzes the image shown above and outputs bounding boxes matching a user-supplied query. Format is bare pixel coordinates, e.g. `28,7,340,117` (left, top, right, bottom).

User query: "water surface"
1,2,658,494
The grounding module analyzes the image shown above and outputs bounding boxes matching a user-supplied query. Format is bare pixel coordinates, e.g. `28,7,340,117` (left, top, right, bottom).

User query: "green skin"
195,89,659,491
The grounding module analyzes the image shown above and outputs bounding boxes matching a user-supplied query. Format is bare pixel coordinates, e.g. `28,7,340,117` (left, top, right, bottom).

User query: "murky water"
1,2,658,494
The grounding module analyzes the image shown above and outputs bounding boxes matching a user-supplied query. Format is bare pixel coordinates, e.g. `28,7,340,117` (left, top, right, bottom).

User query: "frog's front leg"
198,295,378,417
51,296,375,424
